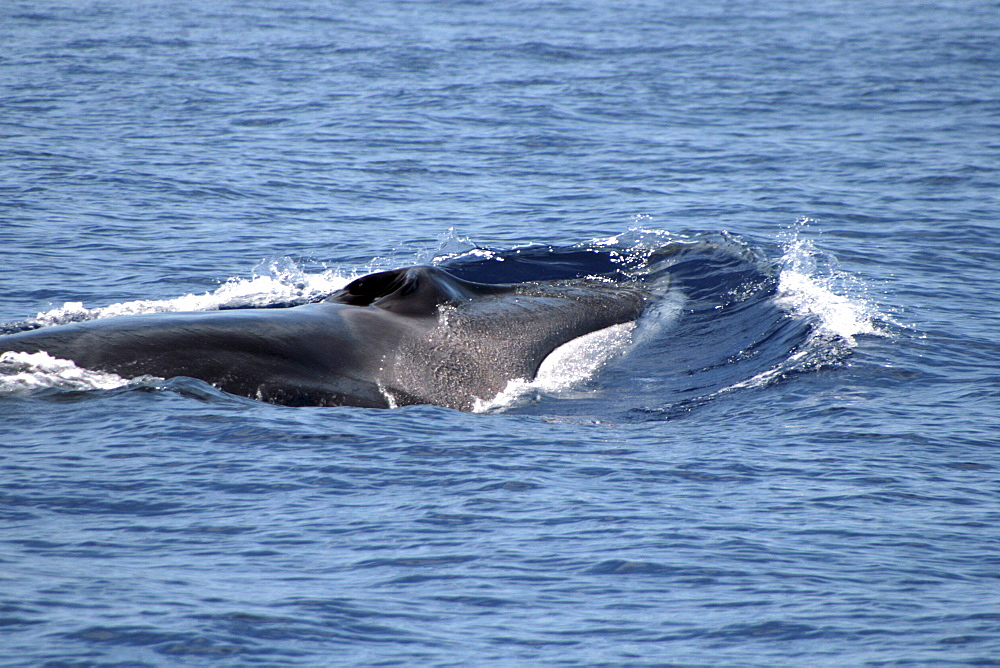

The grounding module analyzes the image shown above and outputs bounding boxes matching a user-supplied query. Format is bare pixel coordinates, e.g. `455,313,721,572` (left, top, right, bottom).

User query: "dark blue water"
2,0,999,664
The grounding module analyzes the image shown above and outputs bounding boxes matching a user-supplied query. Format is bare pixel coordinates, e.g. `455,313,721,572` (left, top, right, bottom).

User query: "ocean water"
1,0,999,665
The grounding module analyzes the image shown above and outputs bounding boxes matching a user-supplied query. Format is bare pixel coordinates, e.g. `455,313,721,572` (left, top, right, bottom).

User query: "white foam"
0,351,132,393
709,230,887,397
29,258,353,328
773,234,882,345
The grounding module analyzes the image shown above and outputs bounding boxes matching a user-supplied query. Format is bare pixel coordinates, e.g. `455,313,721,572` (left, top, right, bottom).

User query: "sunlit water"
1,0,998,665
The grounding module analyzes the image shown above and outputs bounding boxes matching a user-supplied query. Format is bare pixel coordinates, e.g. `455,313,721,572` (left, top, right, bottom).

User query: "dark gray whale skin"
0,266,649,410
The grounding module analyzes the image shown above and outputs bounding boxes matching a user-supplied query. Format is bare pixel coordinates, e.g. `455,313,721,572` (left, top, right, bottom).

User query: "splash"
773,232,882,344
0,351,132,394
713,228,887,396
428,227,480,260
27,258,353,328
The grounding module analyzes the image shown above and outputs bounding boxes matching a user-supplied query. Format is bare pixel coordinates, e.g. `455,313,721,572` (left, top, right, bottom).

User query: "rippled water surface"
2,0,999,665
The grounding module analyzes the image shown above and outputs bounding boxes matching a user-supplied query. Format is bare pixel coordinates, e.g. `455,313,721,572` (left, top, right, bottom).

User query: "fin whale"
0,265,649,410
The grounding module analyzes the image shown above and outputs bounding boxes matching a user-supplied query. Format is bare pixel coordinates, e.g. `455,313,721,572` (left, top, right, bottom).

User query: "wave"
0,351,130,393
4,257,354,333
438,228,885,418
0,229,884,417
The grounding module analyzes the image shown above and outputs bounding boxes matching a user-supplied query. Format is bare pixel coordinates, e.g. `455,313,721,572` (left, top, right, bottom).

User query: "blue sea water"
1,0,999,664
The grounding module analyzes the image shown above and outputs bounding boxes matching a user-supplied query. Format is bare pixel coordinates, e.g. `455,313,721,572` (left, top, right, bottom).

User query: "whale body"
0,265,650,410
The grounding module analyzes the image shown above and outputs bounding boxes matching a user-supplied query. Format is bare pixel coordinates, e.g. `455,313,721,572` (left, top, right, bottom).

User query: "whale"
0,265,651,410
